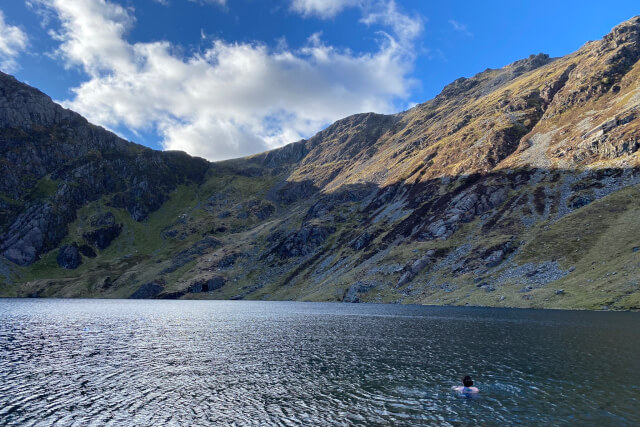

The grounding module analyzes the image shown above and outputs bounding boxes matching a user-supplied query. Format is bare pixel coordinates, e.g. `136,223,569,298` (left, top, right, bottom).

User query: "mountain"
1,17,640,310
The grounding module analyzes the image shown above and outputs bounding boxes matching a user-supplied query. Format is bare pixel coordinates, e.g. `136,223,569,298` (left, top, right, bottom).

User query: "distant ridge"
1,16,640,310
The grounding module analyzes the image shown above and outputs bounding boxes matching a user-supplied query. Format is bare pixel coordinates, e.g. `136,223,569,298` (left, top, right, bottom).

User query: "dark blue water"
1,299,639,426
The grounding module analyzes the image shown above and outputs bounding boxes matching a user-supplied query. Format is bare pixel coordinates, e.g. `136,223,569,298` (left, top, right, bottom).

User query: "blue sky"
0,1,638,160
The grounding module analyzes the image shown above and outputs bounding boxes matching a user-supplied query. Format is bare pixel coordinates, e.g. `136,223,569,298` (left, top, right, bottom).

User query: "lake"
1,299,639,425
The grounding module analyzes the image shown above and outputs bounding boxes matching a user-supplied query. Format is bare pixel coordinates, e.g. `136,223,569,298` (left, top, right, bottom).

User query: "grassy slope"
3,19,640,310
3,151,640,310
3,183,200,297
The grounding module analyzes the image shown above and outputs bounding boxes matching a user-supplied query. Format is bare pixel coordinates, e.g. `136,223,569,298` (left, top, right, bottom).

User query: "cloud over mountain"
0,11,28,73
34,0,420,161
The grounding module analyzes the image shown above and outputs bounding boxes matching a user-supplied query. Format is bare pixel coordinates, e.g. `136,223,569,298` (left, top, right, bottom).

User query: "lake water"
1,299,639,426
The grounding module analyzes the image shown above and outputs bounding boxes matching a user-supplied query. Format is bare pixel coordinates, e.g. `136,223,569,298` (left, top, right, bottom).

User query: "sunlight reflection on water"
1,299,639,425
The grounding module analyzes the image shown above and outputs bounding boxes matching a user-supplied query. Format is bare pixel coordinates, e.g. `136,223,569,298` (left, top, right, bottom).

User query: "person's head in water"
453,375,479,394
462,375,474,387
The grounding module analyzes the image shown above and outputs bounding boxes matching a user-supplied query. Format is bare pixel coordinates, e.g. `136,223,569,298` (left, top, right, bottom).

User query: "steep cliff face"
0,71,209,266
2,17,640,310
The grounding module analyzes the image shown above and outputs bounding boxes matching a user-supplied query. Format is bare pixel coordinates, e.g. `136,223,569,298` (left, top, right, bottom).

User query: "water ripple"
1,299,639,425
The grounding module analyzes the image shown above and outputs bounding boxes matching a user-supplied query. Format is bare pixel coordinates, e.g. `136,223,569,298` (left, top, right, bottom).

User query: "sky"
0,1,638,161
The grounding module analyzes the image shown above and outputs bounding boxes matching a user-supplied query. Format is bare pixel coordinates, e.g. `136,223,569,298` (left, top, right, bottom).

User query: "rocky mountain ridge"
1,16,640,310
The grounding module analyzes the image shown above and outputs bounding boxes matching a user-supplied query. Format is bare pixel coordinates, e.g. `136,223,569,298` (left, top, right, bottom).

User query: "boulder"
253,203,275,220
83,224,122,250
3,244,37,266
78,244,97,258
396,252,435,287
567,194,593,209
277,225,335,258
343,282,375,303
130,282,164,299
485,250,505,267
217,253,240,268
396,271,413,288
189,276,226,293
57,243,82,269
351,232,373,251
410,254,431,274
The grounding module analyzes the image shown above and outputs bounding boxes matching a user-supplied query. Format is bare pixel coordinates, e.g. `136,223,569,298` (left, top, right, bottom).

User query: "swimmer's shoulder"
452,386,479,393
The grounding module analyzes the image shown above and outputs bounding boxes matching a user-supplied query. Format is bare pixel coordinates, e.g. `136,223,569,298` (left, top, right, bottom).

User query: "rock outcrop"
83,224,123,250
2,17,640,310
57,244,82,269
0,71,209,266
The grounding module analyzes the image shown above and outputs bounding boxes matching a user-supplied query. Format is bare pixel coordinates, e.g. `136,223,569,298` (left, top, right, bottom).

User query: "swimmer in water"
453,375,479,394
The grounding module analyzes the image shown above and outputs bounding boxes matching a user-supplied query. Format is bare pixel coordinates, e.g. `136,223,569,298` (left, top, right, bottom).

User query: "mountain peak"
2,17,640,310
505,53,553,72
601,15,640,49
433,53,553,103
608,15,640,36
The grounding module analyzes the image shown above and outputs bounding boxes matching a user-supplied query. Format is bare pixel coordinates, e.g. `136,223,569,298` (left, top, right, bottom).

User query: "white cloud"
36,0,420,161
291,0,424,44
360,1,422,43
153,0,226,6
0,10,29,72
188,0,227,6
43,0,135,77
449,19,473,37
290,0,362,19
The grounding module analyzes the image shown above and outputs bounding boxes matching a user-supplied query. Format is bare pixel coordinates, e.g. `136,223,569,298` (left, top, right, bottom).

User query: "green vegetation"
3,18,640,310
28,176,60,201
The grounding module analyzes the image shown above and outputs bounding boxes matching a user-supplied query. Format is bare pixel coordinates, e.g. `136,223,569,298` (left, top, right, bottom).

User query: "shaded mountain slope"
0,71,209,266
2,17,640,310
